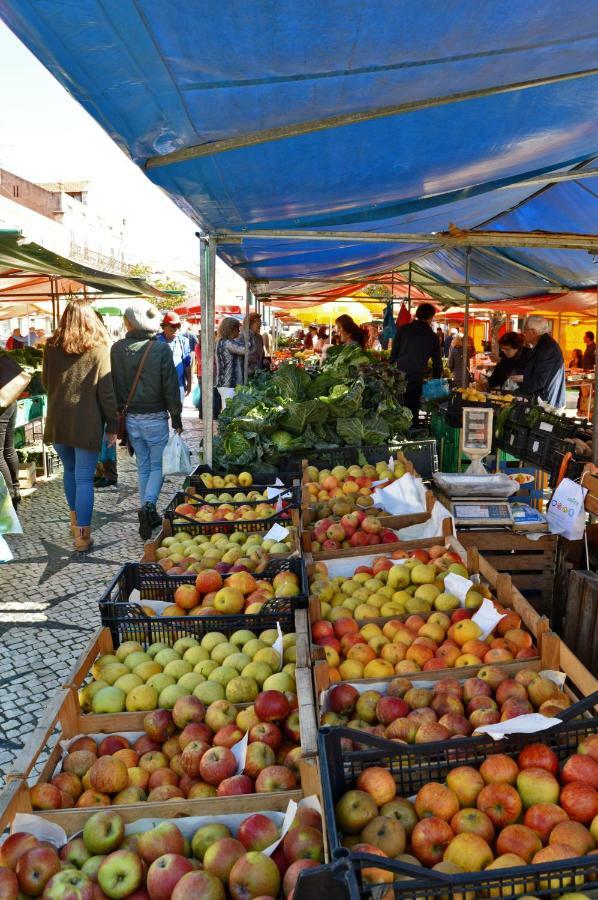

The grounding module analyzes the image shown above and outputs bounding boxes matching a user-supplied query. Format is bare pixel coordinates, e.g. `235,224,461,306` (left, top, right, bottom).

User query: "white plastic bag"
546,477,587,540
162,433,192,476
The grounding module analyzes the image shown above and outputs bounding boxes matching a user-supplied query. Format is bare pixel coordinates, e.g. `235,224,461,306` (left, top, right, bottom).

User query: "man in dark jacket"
390,302,442,426
583,331,596,371
514,315,566,409
111,300,183,539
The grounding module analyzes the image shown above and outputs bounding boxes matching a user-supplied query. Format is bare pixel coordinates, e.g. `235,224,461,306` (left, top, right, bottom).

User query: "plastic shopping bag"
546,477,587,540
191,382,201,409
0,472,22,535
162,433,193,476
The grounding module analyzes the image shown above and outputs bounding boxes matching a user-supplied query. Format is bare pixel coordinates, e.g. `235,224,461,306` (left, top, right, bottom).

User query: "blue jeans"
126,413,169,505
54,444,99,527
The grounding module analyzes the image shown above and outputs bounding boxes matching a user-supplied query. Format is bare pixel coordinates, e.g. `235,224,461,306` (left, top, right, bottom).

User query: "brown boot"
69,510,78,536
74,526,93,552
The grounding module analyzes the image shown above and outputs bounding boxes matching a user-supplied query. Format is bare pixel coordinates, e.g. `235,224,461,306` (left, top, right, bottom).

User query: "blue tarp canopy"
2,1,596,300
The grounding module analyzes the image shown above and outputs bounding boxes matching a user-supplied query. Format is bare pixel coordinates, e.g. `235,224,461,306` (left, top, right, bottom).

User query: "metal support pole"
243,283,251,384
462,249,471,387
407,262,412,311
200,235,216,466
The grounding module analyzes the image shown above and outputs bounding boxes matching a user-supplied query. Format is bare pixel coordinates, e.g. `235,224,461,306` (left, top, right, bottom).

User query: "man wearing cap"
157,311,192,401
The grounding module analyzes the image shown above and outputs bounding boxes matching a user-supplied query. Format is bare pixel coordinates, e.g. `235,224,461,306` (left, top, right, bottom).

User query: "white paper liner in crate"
471,598,507,640
371,472,427,515
11,796,322,857
443,572,474,606
473,713,563,741
396,501,454,541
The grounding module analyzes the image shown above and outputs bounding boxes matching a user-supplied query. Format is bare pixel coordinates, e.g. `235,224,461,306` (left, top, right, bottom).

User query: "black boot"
138,505,152,540
12,487,21,509
146,502,161,529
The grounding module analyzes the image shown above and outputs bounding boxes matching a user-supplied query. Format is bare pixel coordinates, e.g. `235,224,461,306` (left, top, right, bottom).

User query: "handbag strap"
122,340,154,415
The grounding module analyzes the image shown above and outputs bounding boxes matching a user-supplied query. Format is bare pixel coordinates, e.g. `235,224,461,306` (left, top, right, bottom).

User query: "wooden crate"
310,541,549,689
563,570,598,676
314,633,598,720
0,776,302,838
302,511,453,561
142,509,303,563
4,661,320,826
457,529,558,616
65,609,312,692
583,470,598,516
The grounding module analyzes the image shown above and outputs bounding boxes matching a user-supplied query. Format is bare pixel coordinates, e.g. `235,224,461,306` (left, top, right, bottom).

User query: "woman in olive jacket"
111,300,182,539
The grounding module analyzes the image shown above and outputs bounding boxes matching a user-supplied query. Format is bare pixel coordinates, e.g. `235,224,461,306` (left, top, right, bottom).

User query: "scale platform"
437,493,514,527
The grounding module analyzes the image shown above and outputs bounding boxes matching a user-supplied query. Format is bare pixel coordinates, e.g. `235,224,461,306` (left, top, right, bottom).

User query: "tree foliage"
130,263,187,310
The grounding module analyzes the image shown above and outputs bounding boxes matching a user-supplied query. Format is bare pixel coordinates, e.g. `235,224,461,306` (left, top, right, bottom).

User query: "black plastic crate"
446,393,492,428
320,698,598,853
497,421,529,458
163,508,299,538
319,712,598,898
166,486,301,514
299,442,436,477
186,462,300,490
524,428,569,470
99,560,308,648
549,445,588,488
345,848,598,899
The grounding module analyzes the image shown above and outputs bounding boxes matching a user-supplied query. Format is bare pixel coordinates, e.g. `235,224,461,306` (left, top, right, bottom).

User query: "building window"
13,185,19,197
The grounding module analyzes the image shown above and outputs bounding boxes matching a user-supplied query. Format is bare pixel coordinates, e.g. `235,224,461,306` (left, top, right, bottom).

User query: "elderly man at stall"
510,315,565,409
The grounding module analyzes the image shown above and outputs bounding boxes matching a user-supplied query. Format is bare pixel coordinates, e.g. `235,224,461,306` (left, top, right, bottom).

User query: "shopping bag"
162,433,193,476
191,382,201,409
422,378,450,401
546,477,587,540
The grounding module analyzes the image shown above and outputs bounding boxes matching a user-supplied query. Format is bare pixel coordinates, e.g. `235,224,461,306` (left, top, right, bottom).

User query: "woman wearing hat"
111,300,183,539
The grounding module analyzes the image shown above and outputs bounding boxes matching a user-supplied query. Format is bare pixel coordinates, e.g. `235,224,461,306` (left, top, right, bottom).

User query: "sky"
0,21,243,296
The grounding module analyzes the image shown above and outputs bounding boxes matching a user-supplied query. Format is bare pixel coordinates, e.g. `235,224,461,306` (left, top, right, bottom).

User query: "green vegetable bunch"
213,344,411,467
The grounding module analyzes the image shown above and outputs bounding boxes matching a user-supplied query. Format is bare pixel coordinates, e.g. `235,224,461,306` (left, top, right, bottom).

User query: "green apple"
163,659,192,680
158,684,190,709
174,637,199,655
154,649,181,667
98,850,143,899
123,651,151,671
263,671,295,693
201,632,228,653
193,681,225,704
113,673,143,694
125,684,158,711
146,673,176,694
183,646,210,666
91,686,126,714
83,810,125,855
225,676,259,704
147,642,171,658
114,642,144,663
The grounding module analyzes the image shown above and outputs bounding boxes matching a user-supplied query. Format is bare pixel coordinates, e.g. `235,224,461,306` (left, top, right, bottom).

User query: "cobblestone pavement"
0,403,201,782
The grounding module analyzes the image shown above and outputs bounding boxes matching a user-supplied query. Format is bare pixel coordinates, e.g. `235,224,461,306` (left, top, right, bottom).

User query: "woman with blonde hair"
215,316,246,408
43,299,118,551
241,311,266,377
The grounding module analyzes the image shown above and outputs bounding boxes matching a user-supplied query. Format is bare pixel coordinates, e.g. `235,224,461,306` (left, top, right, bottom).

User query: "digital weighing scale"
434,401,517,529
436,492,514,527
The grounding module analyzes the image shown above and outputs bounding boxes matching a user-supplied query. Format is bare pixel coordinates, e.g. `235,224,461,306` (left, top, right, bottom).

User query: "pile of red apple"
173,499,287,524
322,668,572,744
335,737,598,889
29,691,302,811
308,511,399,553
312,607,536,681
0,805,324,899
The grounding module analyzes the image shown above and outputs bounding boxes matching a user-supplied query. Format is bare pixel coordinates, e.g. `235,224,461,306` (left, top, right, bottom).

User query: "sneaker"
138,505,153,540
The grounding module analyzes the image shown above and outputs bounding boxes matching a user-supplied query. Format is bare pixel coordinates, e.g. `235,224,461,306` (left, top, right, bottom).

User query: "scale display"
450,500,513,527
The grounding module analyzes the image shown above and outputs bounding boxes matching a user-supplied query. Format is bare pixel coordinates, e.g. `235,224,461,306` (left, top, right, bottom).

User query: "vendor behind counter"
487,332,531,390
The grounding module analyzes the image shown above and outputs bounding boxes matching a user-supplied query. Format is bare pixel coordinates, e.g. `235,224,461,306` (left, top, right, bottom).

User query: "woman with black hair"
335,314,367,349
488,332,531,390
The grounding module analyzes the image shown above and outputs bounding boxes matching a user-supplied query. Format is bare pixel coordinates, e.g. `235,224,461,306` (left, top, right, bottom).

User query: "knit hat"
123,299,161,333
